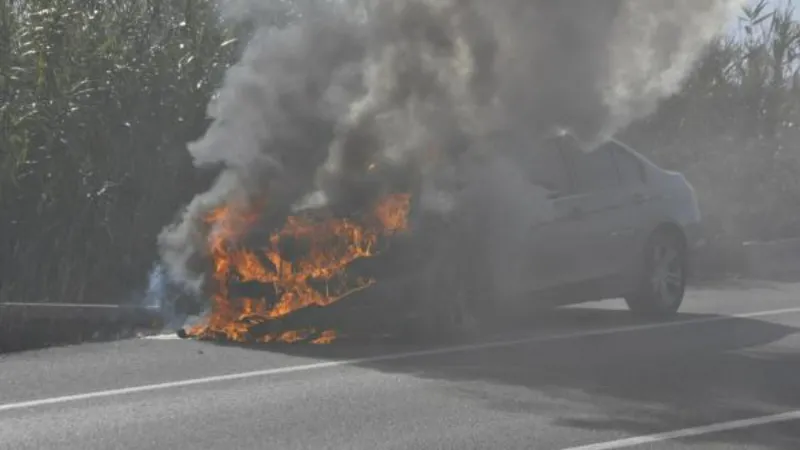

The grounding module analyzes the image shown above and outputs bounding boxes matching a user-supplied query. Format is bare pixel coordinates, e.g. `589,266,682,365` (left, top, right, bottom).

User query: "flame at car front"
186,193,411,343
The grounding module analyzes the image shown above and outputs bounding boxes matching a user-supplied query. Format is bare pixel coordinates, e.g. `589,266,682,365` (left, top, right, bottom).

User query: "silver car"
207,132,703,338
388,131,703,335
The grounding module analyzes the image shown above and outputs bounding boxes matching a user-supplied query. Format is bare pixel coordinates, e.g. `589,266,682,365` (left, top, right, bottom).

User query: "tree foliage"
623,0,800,243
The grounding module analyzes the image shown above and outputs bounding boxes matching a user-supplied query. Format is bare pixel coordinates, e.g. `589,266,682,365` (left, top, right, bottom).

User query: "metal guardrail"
742,238,800,281
0,302,161,323
0,302,163,352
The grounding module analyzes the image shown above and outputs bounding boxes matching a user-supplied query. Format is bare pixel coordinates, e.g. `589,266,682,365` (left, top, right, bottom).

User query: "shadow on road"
689,277,793,292
211,306,800,449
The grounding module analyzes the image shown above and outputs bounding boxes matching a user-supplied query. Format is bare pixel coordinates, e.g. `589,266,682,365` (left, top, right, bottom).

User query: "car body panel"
487,134,701,304
274,133,702,324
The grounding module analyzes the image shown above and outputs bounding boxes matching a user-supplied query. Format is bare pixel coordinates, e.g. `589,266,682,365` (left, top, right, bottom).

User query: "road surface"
1,280,799,449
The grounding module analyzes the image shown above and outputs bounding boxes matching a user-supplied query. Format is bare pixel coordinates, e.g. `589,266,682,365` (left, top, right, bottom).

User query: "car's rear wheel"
625,229,687,316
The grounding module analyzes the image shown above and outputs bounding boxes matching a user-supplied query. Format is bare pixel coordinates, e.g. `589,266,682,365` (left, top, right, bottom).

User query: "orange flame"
189,193,411,344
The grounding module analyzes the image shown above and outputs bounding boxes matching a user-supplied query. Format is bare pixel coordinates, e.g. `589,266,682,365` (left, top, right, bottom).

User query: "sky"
764,0,798,15
728,0,798,33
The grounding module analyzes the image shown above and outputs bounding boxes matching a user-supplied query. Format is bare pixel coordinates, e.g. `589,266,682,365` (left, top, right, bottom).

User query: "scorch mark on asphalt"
2,307,800,414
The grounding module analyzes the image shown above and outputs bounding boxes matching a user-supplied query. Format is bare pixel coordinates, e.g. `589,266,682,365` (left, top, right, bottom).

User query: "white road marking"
561,410,800,450
1,306,799,413
143,333,183,340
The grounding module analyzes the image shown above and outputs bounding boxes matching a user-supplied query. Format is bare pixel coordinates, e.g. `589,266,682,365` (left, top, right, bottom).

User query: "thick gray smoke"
158,0,742,293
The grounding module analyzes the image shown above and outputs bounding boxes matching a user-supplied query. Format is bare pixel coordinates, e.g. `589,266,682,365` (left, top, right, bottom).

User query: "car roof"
543,127,662,170
475,126,664,172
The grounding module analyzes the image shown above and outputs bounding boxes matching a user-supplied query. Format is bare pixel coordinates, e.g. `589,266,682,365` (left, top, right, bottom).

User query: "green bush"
623,0,800,245
0,0,235,304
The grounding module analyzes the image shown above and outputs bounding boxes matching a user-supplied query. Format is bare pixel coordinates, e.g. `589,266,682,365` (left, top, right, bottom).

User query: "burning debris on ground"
158,0,742,346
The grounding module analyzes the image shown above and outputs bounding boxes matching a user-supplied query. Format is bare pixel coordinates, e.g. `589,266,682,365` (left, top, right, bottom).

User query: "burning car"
178,130,701,343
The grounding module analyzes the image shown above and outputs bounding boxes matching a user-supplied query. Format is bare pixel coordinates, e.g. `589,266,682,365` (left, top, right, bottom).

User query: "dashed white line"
561,410,800,450
2,306,799,413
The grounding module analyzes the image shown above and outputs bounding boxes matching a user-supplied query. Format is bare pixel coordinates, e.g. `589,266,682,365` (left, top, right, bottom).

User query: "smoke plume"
158,0,742,293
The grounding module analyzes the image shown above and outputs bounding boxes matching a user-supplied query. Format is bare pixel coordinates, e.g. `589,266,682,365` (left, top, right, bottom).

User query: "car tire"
625,229,687,317
413,246,481,342
406,216,490,342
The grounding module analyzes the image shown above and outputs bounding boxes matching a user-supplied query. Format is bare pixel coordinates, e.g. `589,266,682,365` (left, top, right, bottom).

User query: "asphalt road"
1,280,800,450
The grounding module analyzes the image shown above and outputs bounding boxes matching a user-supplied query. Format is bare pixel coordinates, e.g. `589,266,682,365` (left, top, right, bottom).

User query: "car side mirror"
546,190,562,200
530,178,563,199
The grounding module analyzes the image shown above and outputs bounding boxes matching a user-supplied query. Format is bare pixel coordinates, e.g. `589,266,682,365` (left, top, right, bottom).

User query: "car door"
556,136,628,283
605,140,653,276
514,137,591,293
456,138,570,299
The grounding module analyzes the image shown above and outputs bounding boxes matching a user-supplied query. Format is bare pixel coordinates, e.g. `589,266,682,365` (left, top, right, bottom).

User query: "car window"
606,142,645,185
523,137,572,195
562,138,620,193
